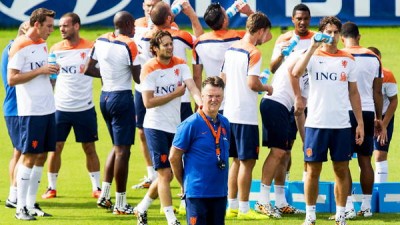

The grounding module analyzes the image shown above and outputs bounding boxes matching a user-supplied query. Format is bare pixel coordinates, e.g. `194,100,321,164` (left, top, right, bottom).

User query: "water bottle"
314,32,333,44
171,2,183,16
48,53,58,80
226,0,248,18
258,69,270,94
282,35,300,56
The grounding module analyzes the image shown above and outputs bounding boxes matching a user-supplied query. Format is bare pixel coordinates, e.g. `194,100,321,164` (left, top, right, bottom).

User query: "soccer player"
193,1,253,89
290,16,364,225
169,76,230,225
257,4,314,216
340,22,384,219
368,46,398,183
134,30,202,225
84,11,140,214
41,13,101,200
1,21,29,209
220,12,273,219
8,8,58,220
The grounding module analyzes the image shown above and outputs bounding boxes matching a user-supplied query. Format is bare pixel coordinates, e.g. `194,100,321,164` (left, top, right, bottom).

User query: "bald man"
85,11,141,215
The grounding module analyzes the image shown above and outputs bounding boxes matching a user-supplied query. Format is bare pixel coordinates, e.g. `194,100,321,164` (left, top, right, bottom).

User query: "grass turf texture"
0,26,399,224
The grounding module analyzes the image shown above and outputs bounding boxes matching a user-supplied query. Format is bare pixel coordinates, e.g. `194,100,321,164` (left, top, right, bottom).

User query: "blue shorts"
56,107,98,143
19,114,56,154
260,98,291,150
134,90,146,129
229,123,259,160
374,114,394,152
304,128,352,162
349,111,374,156
144,128,175,170
185,197,227,225
288,107,298,142
100,90,136,146
5,116,20,148
181,102,193,122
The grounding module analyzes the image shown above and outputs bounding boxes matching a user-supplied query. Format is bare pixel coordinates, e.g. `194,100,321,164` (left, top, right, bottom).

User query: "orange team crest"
190,216,197,225
306,148,313,157
80,52,86,60
174,68,180,76
340,72,347,81
342,60,348,68
32,140,39,149
160,154,168,163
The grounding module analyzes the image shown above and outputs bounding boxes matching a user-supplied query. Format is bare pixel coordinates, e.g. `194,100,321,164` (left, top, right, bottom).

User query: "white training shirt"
51,38,94,112
221,40,262,125
342,46,382,112
305,48,356,128
141,56,192,133
8,36,55,116
382,67,398,114
91,32,139,92
264,50,309,111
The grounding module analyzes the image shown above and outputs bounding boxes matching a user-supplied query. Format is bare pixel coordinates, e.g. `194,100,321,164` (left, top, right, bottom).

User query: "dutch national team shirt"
172,113,230,198
305,48,356,128
141,56,192,133
221,40,262,125
51,38,94,112
382,67,397,114
1,41,17,116
8,36,55,116
91,32,139,92
342,46,382,112
264,50,309,111
193,29,245,77
271,30,316,62
139,28,194,103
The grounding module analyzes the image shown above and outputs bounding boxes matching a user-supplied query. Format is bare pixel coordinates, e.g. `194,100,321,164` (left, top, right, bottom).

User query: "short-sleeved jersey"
134,17,179,45
141,56,192,133
1,41,17,116
193,29,245,77
264,50,309,110
139,28,195,103
305,49,356,128
90,32,139,92
342,46,382,112
8,36,55,116
271,30,316,61
51,38,94,112
221,40,262,125
382,67,397,114
172,112,230,198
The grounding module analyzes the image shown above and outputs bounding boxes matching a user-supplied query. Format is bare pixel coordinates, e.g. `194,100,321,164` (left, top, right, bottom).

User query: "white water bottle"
171,1,183,16
282,35,300,56
258,69,270,95
226,0,247,18
48,53,57,80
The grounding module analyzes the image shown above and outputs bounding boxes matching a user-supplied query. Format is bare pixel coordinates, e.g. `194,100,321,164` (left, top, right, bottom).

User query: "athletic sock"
375,160,388,183
8,186,17,202
361,194,372,210
16,165,32,210
27,166,43,209
274,185,288,207
238,201,250,213
336,206,346,221
137,193,154,213
164,206,177,223
305,205,316,221
89,171,101,191
100,182,111,199
345,196,354,211
259,183,271,205
115,192,126,209
47,172,58,190
227,198,238,210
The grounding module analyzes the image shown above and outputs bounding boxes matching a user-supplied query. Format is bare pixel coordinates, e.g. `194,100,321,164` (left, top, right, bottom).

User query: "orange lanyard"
198,108,222,156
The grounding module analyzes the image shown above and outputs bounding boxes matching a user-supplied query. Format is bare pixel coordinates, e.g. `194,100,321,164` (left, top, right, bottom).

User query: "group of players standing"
1,0,397,225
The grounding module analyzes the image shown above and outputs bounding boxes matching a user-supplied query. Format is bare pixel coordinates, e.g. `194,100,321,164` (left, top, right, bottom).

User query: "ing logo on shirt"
342,60,348,68
190,216,197,225
306,148,313,157
160,154,168,163
32,140,39,149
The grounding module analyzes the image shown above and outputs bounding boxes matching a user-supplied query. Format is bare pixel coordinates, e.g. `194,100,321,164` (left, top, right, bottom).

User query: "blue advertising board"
0,0,399,27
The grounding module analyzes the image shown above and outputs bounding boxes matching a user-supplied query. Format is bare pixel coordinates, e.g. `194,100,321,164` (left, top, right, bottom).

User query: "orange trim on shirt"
383,68,397,84
275,30,316,44
140,56,186,80
50,38,93,52
314,48,355,60
98,32,138,60
9,36,45,58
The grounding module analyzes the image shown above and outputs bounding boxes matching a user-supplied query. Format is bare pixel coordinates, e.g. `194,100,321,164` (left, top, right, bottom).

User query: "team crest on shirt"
306,148,313,157
44,46,47,53
80,52,86,60
190,216,197,225
340,72,347,81
32,140,39,149
160,154,168,163
342,60,348,68
174,68,180,76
